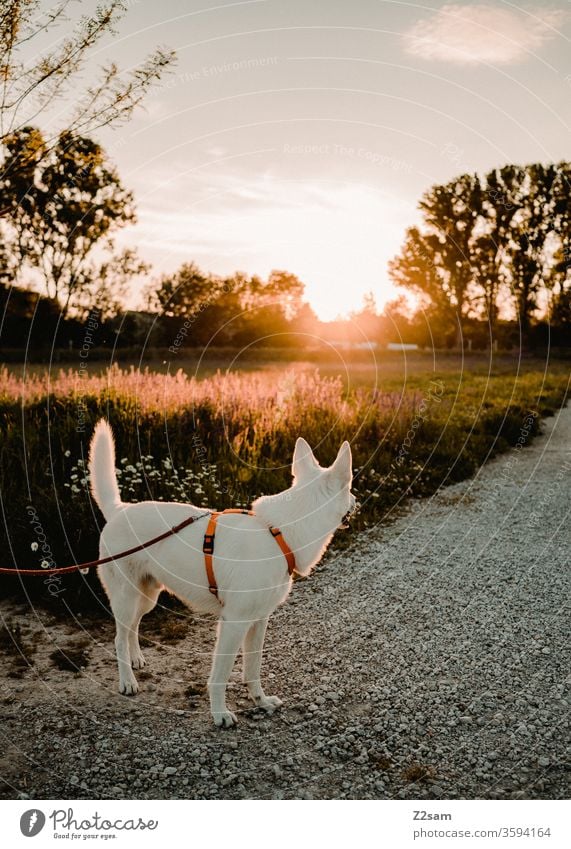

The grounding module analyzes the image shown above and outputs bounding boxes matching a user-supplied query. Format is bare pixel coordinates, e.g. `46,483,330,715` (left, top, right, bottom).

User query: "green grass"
0,354,568,611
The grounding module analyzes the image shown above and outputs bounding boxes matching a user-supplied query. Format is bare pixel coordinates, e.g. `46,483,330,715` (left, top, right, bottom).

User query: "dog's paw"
119,679,139,696
131,652,145,670
212,709,238,728
254,694,283,713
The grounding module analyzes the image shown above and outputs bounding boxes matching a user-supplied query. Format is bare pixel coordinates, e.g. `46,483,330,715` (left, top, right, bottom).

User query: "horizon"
19,0,571,320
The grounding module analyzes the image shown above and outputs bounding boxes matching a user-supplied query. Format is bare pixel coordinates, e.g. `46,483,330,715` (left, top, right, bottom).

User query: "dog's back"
98,501,292,617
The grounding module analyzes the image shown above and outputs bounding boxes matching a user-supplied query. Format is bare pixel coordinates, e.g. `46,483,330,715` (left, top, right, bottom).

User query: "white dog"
89,420,355,727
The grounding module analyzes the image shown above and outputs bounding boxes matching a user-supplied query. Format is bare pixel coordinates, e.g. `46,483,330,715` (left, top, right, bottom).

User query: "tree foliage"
0,1,174,159
145,264,308,347
389,162,571,346
146,262,224,318
1,127,145,314
0,1,173,315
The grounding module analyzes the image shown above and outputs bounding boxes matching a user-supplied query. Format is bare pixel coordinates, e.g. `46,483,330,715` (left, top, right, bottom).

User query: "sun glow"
128,176,411,320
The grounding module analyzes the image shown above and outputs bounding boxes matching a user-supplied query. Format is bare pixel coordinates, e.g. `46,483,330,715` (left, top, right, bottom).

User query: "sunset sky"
31,1,571,319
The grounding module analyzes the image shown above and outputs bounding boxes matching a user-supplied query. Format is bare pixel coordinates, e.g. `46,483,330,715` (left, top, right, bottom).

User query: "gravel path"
1,404,570,800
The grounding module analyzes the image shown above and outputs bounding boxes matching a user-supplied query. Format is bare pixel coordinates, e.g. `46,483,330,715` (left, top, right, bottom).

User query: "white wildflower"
31,542,38,551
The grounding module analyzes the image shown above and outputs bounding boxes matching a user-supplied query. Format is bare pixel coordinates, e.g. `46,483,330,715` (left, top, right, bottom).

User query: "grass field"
0,351,568,609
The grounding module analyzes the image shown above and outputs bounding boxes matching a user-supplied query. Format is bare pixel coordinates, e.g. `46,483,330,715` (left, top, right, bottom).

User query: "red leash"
0,511,211,577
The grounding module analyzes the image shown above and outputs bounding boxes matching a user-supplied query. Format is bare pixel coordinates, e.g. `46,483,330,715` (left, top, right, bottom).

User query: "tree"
233,270,306,344
390,163,571,348
145,265,309,348
349,292,382,342
0,127,142,314
0,2,173,314
0,1,174,164
235,269,303,317
146,262,223,318
491,165,552,341
544,162,571,325
265,270,305,319
144,262,236,347
389,175,483,347
420,174,483,345
549,285,571,329
378,296,415,345
291,301,318,339
470,232,502,335
73,247,148,321
388,225,458,342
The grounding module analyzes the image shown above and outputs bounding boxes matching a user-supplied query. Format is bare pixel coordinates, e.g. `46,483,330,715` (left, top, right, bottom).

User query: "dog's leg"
208,617,250,727
128,580,161,669
111,586,142,696
243,617,283,713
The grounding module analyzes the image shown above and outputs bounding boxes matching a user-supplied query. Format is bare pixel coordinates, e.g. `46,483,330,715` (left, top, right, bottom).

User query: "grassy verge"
0,358,568,612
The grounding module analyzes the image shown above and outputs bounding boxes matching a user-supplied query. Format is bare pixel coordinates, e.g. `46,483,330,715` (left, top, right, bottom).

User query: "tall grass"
0,363,567,609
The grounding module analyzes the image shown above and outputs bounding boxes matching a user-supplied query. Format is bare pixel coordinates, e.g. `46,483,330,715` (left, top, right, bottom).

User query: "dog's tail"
89,419,122,521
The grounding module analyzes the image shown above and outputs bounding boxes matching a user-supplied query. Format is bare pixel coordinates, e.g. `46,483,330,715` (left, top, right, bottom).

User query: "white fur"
88,422,355,727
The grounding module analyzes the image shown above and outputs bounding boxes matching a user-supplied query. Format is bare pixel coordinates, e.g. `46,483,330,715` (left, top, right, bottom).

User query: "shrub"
0,364,567,611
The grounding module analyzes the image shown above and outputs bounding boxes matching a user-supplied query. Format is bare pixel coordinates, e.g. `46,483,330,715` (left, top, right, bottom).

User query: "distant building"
329,340,379,350
386,342,419,351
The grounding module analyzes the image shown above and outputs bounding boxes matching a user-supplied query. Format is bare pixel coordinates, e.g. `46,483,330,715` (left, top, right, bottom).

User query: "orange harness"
202,509,296,602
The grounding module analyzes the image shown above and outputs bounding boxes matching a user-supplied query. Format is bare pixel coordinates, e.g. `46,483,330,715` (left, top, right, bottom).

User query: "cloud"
403,3,566,65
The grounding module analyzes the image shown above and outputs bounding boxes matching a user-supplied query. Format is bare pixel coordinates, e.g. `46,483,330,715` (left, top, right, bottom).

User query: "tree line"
389,164,571,347
0,2,569,354
3,139,569,350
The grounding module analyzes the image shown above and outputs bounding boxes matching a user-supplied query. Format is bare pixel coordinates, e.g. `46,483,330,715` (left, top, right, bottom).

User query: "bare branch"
0,1,175,148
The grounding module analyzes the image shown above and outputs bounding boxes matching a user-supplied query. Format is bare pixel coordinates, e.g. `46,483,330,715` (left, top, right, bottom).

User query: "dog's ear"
330,441,352,487
292,437,318,479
